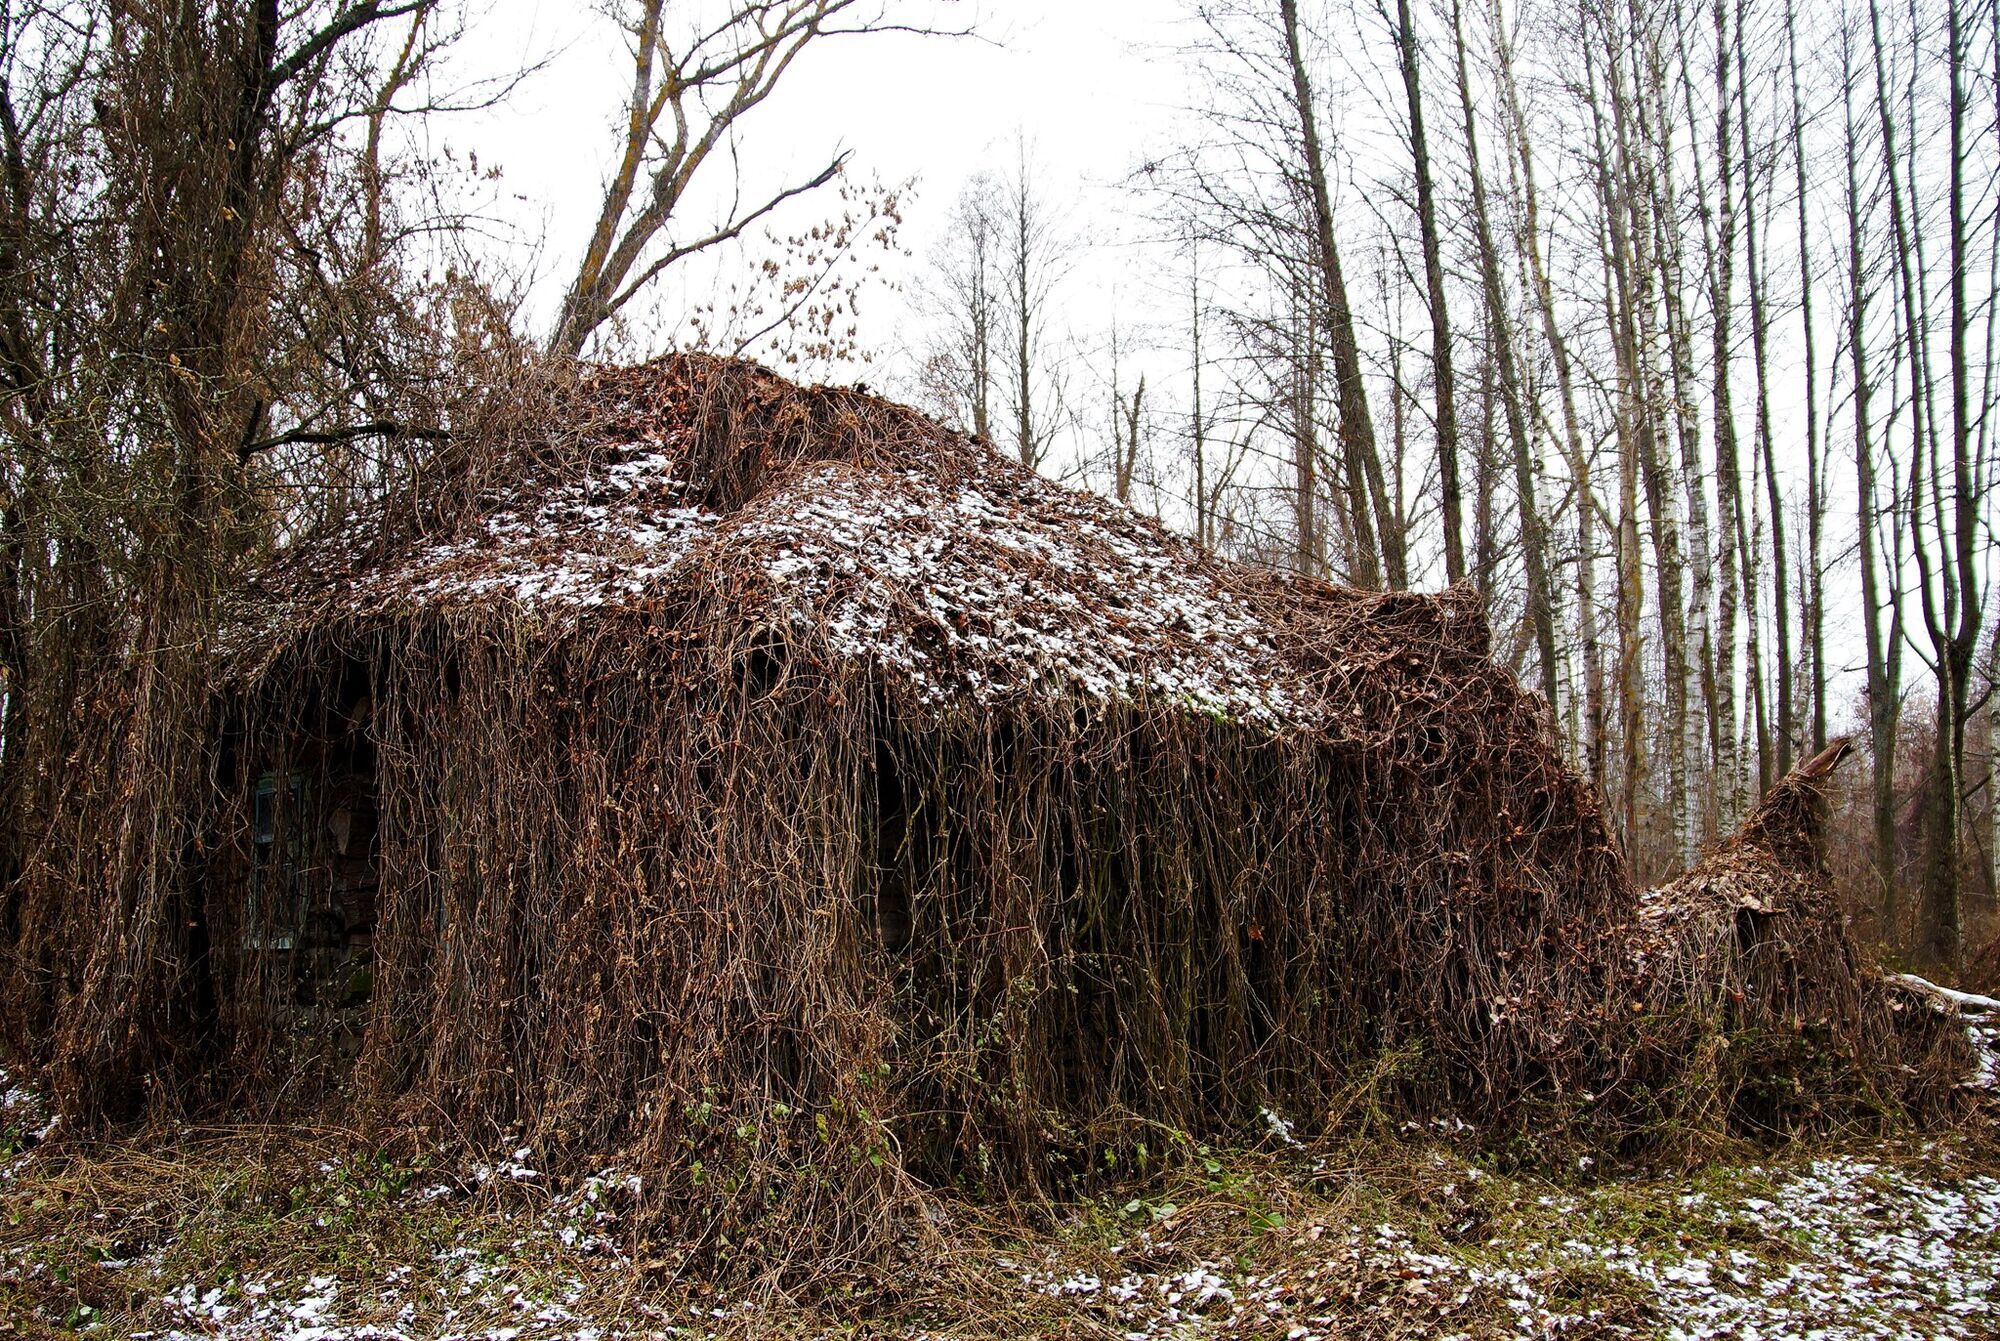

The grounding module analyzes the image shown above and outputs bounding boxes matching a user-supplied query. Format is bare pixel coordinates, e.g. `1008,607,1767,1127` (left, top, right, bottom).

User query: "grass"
2,1074,1997,1339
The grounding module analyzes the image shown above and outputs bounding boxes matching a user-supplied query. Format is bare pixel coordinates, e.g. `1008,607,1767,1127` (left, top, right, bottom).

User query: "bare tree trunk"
1598,11,1684,870
1190,252,1211,548
1735,0,1793,781
1120,378,1146,506
1586,43,1649,866
1388,289,1414,578
1743,455,1771,798
1616,353,1648,869
1454,0,1556,705
970,216,996,442
1475,325,1500,586
548,0,873,356
927,178,1001,439
1911,0,1982,975
1108,323,1146,506
1624,7,1692,865
1013,179,1038,471
1785,0,1828,755
1844,26,1904,933
1984,631,2000,908
1494,0,1605,790
1280,0,1400,586
1865,0,1934,941
1395,0,1467,584
1706,0,1748,831
1000,146,1069,474
1293,292,1324,577
1660,0,1724,850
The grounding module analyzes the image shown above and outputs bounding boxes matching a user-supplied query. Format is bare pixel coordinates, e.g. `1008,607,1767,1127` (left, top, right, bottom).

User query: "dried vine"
1,355,1970,1275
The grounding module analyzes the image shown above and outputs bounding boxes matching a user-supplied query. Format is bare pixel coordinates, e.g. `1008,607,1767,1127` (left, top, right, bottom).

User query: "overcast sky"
445,1,1191,367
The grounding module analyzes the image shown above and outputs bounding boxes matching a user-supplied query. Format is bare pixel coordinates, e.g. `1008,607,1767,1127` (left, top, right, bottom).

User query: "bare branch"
238,419,453,464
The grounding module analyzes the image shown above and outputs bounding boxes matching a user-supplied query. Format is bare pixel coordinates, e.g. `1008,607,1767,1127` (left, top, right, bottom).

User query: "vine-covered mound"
8,356,1960,1274
1627,740,1971,1141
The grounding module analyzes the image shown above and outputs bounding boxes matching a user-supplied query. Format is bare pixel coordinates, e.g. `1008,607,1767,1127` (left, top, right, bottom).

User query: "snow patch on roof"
735,464,1308,726
343,440,721,613
314,444,1315,728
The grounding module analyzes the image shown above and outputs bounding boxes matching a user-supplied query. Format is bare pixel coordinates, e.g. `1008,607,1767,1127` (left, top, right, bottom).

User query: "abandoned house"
5,356,1963,1252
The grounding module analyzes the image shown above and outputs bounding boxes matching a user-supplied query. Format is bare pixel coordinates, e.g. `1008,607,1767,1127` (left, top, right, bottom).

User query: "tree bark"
1843,21,1904,936
1280,0,1400,586
1585,46,1649,866
1395,0,1467,585
1454,0,1556,706
1735,0,1793,781
1785,0,1828,755
1911,0,1982,975
1706,0,1748,832
1494,0,1605,791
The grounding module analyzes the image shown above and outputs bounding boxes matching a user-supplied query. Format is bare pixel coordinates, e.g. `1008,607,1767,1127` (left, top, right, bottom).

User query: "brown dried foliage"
1624,739,1972,1146
0,356,1970,1271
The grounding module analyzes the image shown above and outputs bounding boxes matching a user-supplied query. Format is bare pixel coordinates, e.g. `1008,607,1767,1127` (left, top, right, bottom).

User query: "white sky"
447,0,1192,363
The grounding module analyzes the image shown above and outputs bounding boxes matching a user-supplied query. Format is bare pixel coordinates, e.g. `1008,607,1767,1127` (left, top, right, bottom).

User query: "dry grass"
4,1091,1997,1339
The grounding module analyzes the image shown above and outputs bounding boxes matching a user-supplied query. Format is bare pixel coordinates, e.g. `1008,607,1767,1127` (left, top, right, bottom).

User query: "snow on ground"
8,1152,662,1341
0,1059,53,1182
135,1251,616,1341
34,1146,1995,1340
6,1061,1999,1338
1014,1150,2000,1340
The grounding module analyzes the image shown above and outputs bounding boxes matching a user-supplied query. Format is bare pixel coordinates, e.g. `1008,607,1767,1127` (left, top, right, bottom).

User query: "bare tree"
0,0,509,1113
1280,0,1402,585
1491,0,1607,792
1391,0,1468,585
1701,0,1751,832
997,143,1077,473
921,175,1003,438
1108,323,1149,506
1451,0,1556,706
1661,0,1725,851
1840,9,1905,933
1188,245,1217,545
548,0,949,357
1908,0,1986,973
1785,0,1828,756
1735,0,1794,783
1623,2,1694,864
1148,0,1998,899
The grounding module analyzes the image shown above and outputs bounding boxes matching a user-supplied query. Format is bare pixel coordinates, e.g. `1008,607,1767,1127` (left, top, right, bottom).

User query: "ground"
3,1068,1997,1340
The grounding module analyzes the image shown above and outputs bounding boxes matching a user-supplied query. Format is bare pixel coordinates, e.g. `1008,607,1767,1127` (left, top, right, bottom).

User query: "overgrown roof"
255,354,1453,730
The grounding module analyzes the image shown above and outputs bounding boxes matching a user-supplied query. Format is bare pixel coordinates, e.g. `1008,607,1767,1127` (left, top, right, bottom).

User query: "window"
248,772,306,950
